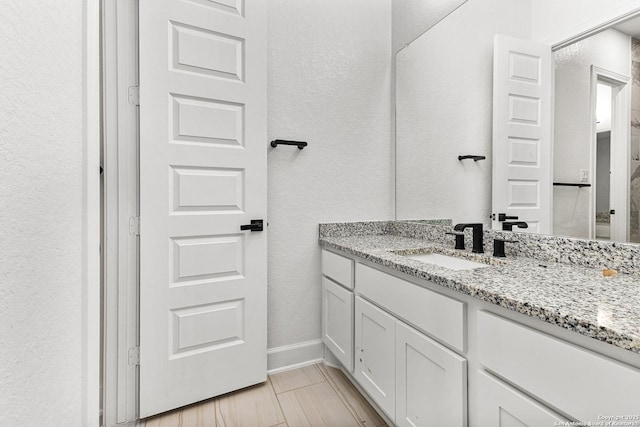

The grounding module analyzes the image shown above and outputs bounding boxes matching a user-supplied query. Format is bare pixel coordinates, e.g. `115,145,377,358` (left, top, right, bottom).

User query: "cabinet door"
322,277,354,371
476,371,567,426
354,296,396,419
396,322,467,427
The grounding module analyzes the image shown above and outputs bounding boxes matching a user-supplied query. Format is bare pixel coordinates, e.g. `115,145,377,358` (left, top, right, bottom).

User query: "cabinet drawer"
478,311,640,422
356,263,465,352
322,250,354,289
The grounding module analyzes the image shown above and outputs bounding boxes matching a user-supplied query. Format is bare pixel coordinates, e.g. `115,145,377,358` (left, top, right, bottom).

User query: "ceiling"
613,14,640,38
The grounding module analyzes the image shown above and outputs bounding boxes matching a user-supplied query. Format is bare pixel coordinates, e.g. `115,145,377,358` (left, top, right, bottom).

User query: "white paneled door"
139,0,267,418
492,35,553,234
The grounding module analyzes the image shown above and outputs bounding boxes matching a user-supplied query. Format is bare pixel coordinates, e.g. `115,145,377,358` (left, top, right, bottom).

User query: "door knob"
240,219,264,232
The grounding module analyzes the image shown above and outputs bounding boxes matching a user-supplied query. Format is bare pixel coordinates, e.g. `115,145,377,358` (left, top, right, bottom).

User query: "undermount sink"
403,252,490,271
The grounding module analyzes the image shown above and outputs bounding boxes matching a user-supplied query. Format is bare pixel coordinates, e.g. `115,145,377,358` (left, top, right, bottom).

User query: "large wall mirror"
395,0,640,244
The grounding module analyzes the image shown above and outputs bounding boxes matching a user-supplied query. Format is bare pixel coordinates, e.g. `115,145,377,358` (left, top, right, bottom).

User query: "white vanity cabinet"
354,263,468,425
321,250,354,371
354,295,468,426
320,246,640,427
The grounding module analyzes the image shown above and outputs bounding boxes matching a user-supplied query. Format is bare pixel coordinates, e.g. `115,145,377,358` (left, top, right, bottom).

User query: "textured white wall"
267,0,393,348
553,29,630,238
392,0,467,54
0,1,85,426
395,0,531,224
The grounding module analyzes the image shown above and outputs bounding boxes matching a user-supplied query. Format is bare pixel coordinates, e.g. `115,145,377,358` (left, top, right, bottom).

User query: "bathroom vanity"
320,221,640,427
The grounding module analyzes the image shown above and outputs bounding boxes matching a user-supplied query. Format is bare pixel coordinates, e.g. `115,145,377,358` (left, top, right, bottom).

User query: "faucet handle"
493,238,518,258
445,231,465,250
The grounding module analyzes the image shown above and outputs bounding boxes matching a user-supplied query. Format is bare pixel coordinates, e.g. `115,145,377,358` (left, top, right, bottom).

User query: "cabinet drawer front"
478,311,640,421
322,250,354,289
476,371,567,426
322,277,354,372
356,263,465,352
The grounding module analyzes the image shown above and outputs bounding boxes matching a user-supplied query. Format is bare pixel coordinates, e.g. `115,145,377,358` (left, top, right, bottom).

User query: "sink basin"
402,252,490,271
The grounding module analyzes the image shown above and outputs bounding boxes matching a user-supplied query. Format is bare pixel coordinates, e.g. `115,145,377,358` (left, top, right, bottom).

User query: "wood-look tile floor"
145,363,388,427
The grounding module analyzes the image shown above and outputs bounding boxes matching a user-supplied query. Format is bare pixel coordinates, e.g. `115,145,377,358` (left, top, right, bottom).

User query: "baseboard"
267,339,324,374
104,420,142,427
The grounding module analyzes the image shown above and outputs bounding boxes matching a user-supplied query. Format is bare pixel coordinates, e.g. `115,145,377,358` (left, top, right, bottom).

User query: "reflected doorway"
595,83,612,240
591,71,630,242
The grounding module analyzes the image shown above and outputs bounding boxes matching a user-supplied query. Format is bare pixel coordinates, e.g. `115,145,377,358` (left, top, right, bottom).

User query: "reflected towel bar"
458,155,486,161
270,139,308,150
553,182,591,188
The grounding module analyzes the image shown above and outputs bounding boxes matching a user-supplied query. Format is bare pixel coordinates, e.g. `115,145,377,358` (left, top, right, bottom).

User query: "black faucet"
502,221,528,231
493,238,518,257
453,223,484,253
445,231,465,250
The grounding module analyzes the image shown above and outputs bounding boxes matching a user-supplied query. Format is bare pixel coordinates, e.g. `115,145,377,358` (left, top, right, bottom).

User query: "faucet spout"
453,223,484,253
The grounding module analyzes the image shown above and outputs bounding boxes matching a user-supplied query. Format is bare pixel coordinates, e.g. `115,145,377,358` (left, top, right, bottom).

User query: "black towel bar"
270,139,308,150
553,182,591,188
458,155,486,161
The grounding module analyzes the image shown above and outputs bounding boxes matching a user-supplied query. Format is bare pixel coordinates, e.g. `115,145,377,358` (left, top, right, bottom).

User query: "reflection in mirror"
552,26,640,243
395,0,530,225
395,0,640,244
596,85,612,239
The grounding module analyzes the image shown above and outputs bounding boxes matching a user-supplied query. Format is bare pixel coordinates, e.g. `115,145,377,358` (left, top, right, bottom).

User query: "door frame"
589,66,630,241
85,0,101,426
102,0,141,425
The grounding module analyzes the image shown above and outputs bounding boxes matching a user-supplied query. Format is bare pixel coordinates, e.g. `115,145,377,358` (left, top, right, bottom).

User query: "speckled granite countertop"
320,233,640,355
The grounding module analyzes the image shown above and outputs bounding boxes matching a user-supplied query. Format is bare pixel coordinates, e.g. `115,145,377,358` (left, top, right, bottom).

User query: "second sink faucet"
453,223,484,253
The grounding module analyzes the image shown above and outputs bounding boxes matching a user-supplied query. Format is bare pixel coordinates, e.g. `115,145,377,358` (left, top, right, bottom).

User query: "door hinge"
128,347,140,366
128,85,140,106
129,216,140,236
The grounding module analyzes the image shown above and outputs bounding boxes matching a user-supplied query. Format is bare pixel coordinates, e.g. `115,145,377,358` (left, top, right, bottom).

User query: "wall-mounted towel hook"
270,139,308,150
458,155,486,161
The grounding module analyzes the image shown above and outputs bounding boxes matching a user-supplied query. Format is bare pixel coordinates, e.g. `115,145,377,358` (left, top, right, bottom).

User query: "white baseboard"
267,339,324,374
105,420,142,427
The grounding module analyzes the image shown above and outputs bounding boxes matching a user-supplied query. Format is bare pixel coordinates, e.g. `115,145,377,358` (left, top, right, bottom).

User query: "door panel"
492,35,553,234
322,277,354,372
139,0,266,417
395,322,467,427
